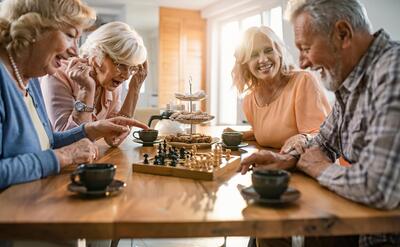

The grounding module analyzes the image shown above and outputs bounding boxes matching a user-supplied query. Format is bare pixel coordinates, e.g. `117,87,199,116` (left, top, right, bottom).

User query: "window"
213,6,283,125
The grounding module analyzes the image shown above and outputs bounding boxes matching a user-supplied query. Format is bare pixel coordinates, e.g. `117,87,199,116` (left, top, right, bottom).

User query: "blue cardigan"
0,63,86,189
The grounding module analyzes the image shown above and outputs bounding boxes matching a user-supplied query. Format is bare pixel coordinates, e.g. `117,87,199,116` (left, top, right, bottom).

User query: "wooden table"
0,126,399,241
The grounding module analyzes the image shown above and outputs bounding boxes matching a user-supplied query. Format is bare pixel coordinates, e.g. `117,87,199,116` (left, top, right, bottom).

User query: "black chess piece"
163,140,167,151
170,159,177,167
160,155,165,166
143,154,149,164
158,144,162,154
170,154,178,167
168,147,175,159
153,155,159,165
179,147,186,159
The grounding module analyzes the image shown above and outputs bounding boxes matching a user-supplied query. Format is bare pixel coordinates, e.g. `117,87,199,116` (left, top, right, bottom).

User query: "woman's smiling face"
27,26,80,77
247,33,281,82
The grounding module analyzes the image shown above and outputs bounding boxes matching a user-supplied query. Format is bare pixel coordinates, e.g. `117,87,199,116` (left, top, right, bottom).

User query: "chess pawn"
143,154,149,164
184,158,191,168
225,149,231,160
192,145,197,155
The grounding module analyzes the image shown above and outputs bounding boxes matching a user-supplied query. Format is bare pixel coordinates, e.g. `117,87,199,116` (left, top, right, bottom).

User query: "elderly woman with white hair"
230,26,331,154
41,21,147,145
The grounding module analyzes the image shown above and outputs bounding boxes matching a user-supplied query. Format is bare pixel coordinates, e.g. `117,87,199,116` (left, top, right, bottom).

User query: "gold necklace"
7,50,29,96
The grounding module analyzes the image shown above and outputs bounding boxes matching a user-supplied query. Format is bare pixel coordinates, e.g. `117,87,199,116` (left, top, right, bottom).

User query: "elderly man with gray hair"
240,0,400,246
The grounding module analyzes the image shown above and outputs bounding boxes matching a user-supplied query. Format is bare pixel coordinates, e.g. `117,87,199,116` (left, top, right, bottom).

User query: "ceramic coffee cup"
132,129,158,142
70,163,116,191
252,169,290,198
222,131,243,146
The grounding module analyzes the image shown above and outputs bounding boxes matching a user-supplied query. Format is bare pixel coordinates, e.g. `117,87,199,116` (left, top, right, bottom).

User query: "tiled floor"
117,237,249,247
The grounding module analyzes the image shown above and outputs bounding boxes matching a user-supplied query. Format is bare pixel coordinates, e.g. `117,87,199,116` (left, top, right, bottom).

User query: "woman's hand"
54,138,98,168
66,57,96,91
223,127,255,141
280,133,312,155
130,61,148,89
84,116,149,142
104,130,130,147
239,150,297,175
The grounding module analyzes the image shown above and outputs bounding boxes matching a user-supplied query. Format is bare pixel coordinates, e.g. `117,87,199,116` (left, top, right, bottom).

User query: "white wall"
283,0,400,63
362,0,400,40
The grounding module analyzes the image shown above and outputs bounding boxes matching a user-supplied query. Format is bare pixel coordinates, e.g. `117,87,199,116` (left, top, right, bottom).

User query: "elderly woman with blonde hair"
0,0,148,189
230,26,331,153
41,21,148,146
0,0,148,246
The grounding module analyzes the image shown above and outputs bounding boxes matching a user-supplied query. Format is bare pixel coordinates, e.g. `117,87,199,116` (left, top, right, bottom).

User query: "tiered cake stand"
172,82,214,135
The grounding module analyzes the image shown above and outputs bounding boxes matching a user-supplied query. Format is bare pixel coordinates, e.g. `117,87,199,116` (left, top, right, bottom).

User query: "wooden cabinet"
159,7,206,109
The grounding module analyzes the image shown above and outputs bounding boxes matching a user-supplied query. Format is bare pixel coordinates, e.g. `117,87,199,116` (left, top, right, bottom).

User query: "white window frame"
204,0,287,125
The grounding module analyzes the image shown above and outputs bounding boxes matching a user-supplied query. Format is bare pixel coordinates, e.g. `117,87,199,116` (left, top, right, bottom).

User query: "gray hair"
285,0,372,34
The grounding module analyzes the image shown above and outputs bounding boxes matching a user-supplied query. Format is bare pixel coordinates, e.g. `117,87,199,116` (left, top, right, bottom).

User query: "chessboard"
132,141,241,180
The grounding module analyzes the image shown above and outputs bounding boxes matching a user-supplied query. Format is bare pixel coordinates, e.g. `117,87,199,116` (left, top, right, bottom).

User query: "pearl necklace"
7,51,28,96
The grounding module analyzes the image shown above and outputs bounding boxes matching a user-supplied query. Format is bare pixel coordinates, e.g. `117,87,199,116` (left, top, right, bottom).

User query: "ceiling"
86,0,220,31
86,0,220,10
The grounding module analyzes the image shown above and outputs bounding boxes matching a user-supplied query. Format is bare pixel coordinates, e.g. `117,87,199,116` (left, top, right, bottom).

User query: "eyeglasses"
113,60,140,75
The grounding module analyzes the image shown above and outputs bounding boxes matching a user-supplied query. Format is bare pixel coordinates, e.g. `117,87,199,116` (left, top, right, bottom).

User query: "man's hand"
239,150,297,175
297,146,332,178
84,116,149,142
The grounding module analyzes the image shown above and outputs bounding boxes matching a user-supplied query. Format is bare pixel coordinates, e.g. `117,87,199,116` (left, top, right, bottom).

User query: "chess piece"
160,155,165,166
153,155,159,165
163,140,167,153
225,149,231,160
192,145,197,155
179,147,186,159
170,154,178,167
143,154,149,164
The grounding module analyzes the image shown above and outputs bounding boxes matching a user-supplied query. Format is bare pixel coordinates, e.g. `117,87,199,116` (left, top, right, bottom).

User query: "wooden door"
159,7,206,110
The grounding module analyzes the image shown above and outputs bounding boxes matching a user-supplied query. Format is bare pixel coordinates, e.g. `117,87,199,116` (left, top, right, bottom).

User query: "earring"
31,38,36,43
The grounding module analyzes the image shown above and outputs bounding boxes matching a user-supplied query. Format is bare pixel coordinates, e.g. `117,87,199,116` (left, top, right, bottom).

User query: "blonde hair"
80,21,147,66
232,26,295,93
0,0,95,56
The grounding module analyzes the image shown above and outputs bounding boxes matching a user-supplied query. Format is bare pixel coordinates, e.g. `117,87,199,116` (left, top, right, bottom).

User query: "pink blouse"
40,61,121,131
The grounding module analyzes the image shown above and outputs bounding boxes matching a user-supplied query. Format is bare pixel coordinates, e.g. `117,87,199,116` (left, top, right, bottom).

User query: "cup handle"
132,131,140,139
70,169,83,186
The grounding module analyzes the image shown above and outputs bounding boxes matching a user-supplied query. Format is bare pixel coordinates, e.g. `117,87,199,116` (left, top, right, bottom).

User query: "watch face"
75,101,85,112
75,101,94,112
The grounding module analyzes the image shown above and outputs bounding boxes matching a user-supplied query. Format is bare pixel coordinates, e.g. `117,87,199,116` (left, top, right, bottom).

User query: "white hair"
80,21,147,66
285,0,372,34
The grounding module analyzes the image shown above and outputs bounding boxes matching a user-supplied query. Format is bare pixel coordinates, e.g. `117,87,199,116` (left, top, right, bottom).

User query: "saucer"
239,185,300,204
133,138,162,147
68,179,126,198
220,142,248,151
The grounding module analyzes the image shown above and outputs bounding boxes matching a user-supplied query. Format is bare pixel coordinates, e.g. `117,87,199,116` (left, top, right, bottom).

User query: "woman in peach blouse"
231,26,331,152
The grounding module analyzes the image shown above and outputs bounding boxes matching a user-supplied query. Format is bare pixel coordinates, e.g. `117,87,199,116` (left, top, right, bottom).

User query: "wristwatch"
74,101,94,113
